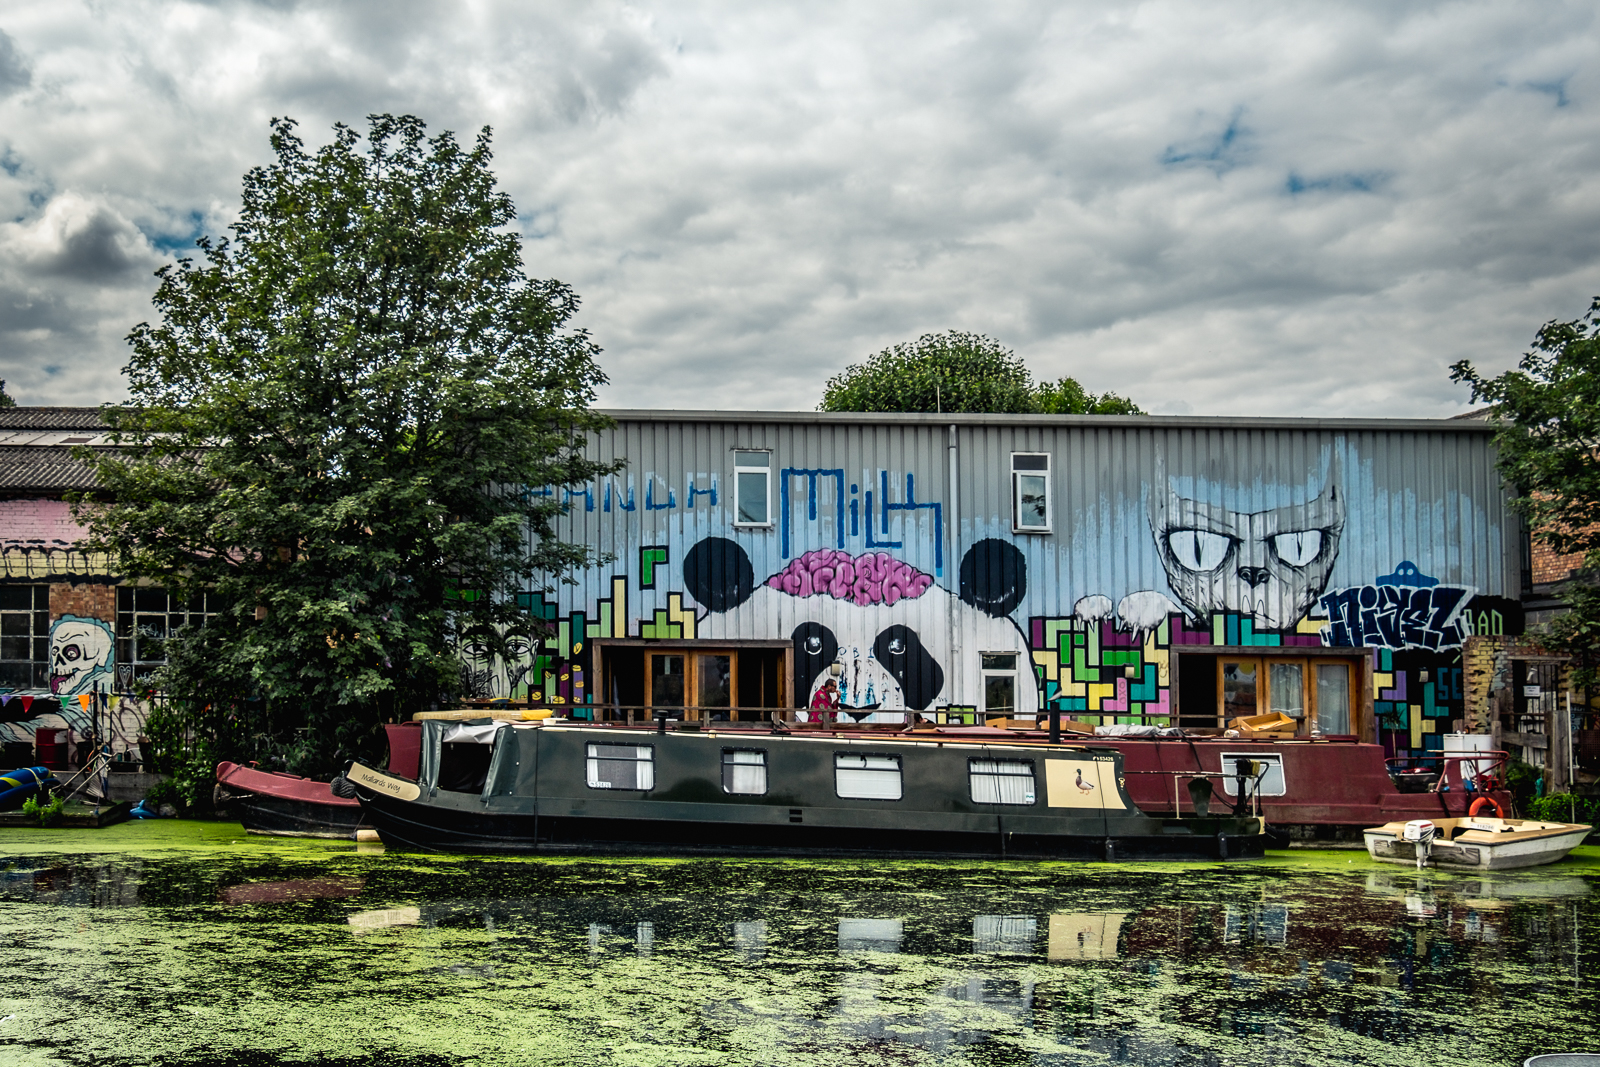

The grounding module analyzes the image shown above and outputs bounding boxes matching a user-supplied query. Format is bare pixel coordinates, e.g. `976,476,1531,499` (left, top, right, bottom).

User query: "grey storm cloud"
0,30,29,96
0,1,1597,417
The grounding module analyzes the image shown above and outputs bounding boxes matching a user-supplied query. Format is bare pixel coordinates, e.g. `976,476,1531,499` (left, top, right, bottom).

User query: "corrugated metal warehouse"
496,410,1523,762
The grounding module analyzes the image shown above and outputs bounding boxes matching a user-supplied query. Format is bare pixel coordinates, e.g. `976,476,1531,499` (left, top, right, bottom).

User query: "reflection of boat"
1363,817,1593,871
348,720,1268,859
218,876,364,905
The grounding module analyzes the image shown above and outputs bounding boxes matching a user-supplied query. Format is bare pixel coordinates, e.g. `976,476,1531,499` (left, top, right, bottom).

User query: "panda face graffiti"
685,537,1034,721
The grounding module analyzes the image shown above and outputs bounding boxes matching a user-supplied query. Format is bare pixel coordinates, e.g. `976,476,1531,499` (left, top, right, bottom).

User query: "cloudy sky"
0,1,1596,416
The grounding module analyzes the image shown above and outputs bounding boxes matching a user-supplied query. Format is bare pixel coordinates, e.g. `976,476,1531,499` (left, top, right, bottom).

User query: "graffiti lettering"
1319,584,1474,651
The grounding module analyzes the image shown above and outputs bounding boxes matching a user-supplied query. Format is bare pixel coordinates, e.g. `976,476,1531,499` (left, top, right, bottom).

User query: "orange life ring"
1468,796,1505,819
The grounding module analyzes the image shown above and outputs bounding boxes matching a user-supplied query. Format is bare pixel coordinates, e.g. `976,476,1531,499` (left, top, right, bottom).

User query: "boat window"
835,753,902,800
969,759,1036,805
721,749,767,795
586,743,656,791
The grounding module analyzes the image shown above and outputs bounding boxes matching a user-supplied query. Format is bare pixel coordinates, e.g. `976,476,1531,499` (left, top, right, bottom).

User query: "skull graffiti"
49,615,115,697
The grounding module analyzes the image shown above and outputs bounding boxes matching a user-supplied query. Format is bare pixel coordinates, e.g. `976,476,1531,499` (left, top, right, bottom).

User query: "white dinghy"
1363,816,1592,872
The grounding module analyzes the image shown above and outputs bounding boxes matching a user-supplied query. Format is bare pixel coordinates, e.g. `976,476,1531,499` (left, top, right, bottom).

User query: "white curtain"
969,760,1035,805
724,750,767,794
835,754,902,800
587,744,654,790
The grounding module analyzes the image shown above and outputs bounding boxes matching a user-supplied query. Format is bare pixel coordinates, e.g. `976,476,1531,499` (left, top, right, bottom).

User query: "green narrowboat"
346,720,1267,860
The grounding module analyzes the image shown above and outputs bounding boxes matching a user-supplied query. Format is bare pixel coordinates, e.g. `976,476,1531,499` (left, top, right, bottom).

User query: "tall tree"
1451,297,1600,682
74,115,616,781
818,330,1142,415
0,380,15,407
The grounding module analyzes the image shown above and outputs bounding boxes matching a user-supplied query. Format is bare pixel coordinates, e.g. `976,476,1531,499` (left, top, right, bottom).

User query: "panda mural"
683,537,1036,722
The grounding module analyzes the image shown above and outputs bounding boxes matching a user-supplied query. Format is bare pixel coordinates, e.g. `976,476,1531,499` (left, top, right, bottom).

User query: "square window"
734,451,771,526
834,752,902,800
722,749,767,795
586,743,655,791
1011,454,1051,532
969,759,1036,805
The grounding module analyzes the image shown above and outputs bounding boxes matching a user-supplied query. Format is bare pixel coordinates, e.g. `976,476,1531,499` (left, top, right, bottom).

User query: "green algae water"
0,824,1595,1066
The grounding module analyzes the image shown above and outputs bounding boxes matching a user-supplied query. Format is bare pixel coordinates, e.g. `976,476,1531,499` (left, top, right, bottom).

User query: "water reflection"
0,837,1594,1066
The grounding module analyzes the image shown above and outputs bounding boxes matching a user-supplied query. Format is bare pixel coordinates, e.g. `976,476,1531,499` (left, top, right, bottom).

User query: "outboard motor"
1402,819,1436,870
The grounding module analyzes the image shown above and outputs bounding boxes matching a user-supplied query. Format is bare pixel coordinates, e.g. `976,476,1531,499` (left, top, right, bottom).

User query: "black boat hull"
229,793,369,839
359,783,1263,859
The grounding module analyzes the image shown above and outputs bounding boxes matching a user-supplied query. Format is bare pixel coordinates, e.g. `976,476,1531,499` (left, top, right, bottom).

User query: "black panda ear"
683,537,757,612
959,538,1026,617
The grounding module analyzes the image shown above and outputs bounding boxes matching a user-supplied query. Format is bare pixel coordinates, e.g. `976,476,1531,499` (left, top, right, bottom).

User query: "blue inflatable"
0,766,59,812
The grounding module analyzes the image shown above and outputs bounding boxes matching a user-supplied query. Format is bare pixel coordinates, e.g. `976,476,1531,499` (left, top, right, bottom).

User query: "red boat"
849,722,1513,837
214,723,424,839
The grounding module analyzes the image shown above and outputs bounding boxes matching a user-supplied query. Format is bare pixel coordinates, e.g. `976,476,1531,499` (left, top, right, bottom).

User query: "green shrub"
1527,793,1600,824
20,790,65,827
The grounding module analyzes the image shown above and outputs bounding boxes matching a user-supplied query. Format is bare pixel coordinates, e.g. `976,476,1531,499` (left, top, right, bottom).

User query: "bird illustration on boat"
1075,769,1096,794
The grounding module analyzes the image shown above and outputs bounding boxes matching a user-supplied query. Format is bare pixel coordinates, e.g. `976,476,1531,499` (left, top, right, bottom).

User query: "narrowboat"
346,719,1268,859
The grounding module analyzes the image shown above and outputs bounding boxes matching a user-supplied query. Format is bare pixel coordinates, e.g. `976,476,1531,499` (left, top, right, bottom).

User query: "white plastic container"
1443,732,1494,782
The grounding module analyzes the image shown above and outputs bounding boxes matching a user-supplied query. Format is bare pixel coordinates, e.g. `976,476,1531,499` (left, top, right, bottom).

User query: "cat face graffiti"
1150,479,1345,631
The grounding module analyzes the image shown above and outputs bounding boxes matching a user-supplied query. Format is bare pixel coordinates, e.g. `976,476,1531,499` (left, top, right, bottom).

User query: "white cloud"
0,0,1596,416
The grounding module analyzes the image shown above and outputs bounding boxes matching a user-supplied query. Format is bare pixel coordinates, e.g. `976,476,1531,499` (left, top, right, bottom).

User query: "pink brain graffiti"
765,550,934,607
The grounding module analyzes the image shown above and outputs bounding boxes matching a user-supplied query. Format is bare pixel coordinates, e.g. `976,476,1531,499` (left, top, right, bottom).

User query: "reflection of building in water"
972,915,1037,955
1047,912,1126,961
588,921,653,957
1223,904,1288,945
733,920,766,959
838,917,903,954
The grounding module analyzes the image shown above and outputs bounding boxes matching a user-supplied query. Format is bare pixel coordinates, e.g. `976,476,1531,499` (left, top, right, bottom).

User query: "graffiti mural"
1150,468,1346,632
49,615,115,698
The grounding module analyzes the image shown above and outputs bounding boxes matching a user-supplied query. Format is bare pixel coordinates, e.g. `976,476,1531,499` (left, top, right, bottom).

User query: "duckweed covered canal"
1,824,1596,1066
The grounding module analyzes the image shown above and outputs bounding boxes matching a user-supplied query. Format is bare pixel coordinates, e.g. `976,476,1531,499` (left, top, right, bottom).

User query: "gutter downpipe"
948,423,961,718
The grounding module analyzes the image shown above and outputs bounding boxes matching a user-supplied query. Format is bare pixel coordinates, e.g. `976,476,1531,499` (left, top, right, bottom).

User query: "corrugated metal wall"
526,413,1513,716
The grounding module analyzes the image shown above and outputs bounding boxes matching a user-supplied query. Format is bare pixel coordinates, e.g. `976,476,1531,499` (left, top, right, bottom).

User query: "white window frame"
585,743,656,791
834,753,903,800
1011,453,1052,533
733,450,772,527
981,652,1021,719
969,759,1037,805
721,748,768,795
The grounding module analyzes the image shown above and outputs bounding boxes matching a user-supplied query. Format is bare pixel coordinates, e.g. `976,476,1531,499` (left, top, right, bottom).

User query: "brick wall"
51,581,115,622
1530,538,1587,585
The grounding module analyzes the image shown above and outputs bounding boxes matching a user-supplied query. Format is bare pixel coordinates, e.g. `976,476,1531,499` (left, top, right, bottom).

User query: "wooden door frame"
1177,645,1374,741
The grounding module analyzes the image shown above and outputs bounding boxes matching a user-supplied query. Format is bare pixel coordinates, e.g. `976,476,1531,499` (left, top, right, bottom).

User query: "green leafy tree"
73,115,616,783
0,380,15,407
1034,376,1145,415
1451,296,1600,683
819,330,1142,414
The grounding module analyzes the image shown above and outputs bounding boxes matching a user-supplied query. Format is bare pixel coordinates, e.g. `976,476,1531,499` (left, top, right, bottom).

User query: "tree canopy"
1450,296,1600,681
818,331,1143,415
0,380,15,407
74,114,615,782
